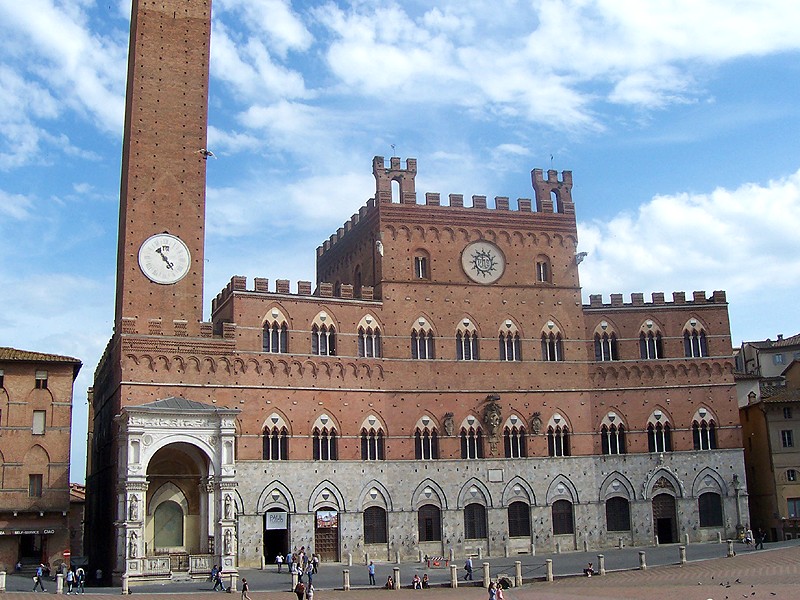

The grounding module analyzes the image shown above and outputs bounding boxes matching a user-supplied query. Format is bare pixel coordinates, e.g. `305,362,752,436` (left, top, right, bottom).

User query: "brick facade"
85,0,748,583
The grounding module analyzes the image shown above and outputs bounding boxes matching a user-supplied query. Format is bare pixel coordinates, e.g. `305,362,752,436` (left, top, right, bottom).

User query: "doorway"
263,509,289,561
19,534,44,563
652,493,677,543
314,508,339,561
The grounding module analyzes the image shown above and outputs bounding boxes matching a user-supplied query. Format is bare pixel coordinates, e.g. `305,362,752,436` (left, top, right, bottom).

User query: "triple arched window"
311,312,336,356
693,409,717,450
547,417,570,457
461,422,484,459
647,410,672,452
262,426,289,460
411,318,435,359
600,420,626,455
414,425,439,460
358,315,381,358
499,321,522,361
361,417,385,460
262,308,288,353
456,319,479,360
541,323,564,361
594,331,618,361
684,319,709,358
639,322,663,359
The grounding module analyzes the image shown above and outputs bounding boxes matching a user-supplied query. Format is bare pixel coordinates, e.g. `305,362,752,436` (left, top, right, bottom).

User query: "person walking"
464,557,473,580
312,553,319,574
756,527,766,550
241,577,251,600
75,568,86,594
276,553,284,573
306,583,314,600
212,568,225,591
294,580,306,600
33,564,47,592
368,561,376,585
66,567,75,594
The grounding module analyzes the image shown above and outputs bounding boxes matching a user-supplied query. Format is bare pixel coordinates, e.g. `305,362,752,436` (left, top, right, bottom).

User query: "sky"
2,0,800,483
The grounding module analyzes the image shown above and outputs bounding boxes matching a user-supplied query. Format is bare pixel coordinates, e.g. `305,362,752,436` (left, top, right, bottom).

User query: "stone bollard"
597,554,605,576
366,552,370,565
229,573,238,593
0,571,6,593
392,567,400,590
555,542,561,554
679,545,686,565
261,555,266,570
449,564,458,588
638,551,647,571
343,569,350,591
478,547,483,560
418,549,423,563
545,559,553,582
482,562,490,588
727,540,735,557
57,573,64,595
717,532,722,544
292,572,298,589
504,544,509,558
654,535,659,547
515,561,522,587
449,548,455,562
395,550,400,565
583,539,589,552
120,573,128,596
618,537,624,549
684,533,690,545
348,552,353,567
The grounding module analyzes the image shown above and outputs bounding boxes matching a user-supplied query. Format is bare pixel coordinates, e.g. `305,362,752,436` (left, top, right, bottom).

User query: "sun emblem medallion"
461,241,505,284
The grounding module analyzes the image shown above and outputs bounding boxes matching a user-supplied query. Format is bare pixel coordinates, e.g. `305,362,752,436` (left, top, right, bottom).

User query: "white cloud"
578,168,800,304
0,189,34,220
216,0,312,57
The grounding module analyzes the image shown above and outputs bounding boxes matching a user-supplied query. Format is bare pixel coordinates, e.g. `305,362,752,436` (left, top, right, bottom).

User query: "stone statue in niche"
224,494,233,520
483,394,502,436
531,412,543,435
129,531,138,558
443,412,454,436
129,495,139,521
224,529,234,555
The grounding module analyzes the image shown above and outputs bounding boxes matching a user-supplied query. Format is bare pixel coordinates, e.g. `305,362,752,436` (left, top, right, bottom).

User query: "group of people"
744,527,767,550
31,564,86,594
487,580,505,600
210,564,226,591
276,547,319,584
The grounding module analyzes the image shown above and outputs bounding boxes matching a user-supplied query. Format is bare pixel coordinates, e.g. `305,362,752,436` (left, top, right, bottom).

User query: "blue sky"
2,0,800,482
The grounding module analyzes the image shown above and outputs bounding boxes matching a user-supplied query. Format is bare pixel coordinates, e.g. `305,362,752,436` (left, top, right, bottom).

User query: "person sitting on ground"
421,574,429,589
584,562,595,577
412,574,422,589
385,575,394,589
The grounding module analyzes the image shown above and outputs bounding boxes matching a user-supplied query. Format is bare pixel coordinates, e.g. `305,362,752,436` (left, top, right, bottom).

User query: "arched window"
311,312,336,356
313,427,338,461
600,414,626,455
639,323,663,359
693,418,717,450
507,501,531,537
361,426,385,460
647,410,672,452
535,255,551,283
499,321,522,361
414,427,439,460
358,316,381,358
414,250,430,279
503,424,527,458
464,503,487,539
262,426,288,460
411,319,435,359
547,421,570,457
605,497,631,531
418,504,441,541
541,327,564,361
363,506,388,544
460,425,484,459
698,492,723,527
154,501,184,547
456,319,479,360
594,331,618,361
552,499,574,535
684,320,709,358
262,309,288,353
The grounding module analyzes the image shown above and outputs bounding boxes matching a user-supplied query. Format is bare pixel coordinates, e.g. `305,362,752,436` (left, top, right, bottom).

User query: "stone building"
85,0,747,583
0,347,81,570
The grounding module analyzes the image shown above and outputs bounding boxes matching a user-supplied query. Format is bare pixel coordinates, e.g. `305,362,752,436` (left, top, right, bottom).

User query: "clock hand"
155,247,174,269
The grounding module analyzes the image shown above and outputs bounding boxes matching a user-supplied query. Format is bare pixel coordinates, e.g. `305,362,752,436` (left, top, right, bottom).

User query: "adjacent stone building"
0,347,81,570
85,0,748,583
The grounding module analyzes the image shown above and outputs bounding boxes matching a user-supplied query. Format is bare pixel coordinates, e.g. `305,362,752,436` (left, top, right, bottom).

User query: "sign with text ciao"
266,512,287,530
0,528,56,536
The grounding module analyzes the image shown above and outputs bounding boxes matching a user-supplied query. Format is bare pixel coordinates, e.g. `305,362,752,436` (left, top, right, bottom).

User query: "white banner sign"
266,512,288,530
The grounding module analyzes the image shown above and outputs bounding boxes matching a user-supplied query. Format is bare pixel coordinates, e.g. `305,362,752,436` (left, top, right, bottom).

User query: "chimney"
778,334,784,341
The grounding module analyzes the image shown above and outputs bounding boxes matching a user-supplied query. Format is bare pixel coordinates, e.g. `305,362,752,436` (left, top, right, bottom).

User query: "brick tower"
115,0,211,331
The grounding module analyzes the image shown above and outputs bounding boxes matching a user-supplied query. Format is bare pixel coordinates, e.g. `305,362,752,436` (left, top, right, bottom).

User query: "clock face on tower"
138,233,191,285
461,240,505,284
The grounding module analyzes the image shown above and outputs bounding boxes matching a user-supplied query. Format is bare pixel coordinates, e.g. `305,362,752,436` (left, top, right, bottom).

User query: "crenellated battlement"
211,276,378,312
315,156,577,261
585,290,727,309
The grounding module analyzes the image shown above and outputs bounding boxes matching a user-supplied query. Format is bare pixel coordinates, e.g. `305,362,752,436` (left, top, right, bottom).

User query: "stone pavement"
4,542,799,599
